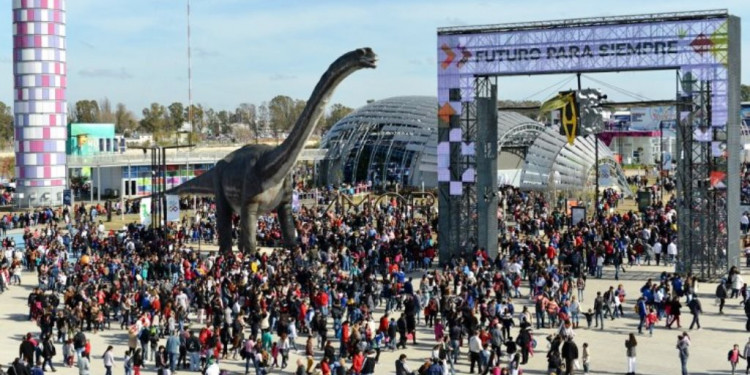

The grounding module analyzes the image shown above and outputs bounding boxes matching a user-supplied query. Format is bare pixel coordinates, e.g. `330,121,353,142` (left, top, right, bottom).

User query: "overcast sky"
0,0,748,115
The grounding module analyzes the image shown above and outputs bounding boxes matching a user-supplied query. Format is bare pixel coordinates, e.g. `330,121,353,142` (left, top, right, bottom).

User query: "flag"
166,194,180,222
140,198,151,226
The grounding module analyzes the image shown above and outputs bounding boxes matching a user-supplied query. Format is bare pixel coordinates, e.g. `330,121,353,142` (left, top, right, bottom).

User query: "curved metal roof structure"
318,96,632,196
319,96,437,188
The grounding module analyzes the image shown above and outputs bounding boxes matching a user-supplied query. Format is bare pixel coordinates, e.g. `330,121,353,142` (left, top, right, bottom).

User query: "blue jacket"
166,335,180,354
637,299,647,318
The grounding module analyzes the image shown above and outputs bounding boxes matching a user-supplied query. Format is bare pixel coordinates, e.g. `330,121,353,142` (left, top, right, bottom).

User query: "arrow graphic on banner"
438,102,456,123
441,44,455,69
457,46,471,68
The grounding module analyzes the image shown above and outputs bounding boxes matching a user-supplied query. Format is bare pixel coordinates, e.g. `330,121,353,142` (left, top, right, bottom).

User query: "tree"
742,84,750,102
322,103,354,134
204,108,219,136
0,157,14,179
184,104,205,134
74,100,100,123
268,95,297,139
257,102,269,143
97,98,116,123
235,103,257,140
114,103,136,134
167,102,185,132
217,110,232,135
0,101,13,148
140,102,167,133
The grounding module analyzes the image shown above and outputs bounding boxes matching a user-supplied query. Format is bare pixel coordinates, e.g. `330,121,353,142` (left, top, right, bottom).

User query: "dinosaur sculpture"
165,47,377,254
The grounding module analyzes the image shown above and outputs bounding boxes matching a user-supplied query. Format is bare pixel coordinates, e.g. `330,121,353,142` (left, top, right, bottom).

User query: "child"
646,308,658,337
582,342,590,375
62,339,74,367
124,349,133,375
729,344,741,375
271,342,280,368
581,309,594,329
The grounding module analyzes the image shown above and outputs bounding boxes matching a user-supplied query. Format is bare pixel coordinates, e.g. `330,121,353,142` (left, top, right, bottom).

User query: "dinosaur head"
334,47,378,71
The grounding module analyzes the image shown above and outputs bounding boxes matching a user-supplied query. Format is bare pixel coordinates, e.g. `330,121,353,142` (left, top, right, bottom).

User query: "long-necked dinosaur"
164,47,377,254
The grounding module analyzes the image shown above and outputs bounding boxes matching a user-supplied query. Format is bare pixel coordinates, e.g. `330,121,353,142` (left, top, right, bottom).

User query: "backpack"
729,350,734,361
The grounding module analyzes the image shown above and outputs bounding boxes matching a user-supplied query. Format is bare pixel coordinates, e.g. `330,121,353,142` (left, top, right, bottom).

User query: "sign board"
629,106,676,131
571,206,586,226
139,197,151,226
62,189,71,206
598,164,612,187
166,194,180,222
637,191,652,212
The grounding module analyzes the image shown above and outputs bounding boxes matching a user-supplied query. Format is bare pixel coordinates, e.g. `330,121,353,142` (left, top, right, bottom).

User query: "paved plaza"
0,237,748,375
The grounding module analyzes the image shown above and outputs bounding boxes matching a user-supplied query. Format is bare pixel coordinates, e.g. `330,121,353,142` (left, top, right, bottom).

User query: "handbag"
574,359,581,370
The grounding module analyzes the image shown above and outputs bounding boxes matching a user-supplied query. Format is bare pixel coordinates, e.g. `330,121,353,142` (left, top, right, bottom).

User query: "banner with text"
140,198,151,226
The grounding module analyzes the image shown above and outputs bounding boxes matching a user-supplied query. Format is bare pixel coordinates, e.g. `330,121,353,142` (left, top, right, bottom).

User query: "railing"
67,148,329,167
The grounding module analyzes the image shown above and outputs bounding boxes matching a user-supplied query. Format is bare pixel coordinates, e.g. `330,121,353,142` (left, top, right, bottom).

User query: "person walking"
743,337,750,375
561,337,579,375
636,297,647,334
41,334,56,373
677,332,690,375
468,330,482,374
102,346,114,375
165,332,180,373
593,292,604,330
728,344,741,375
77,352,90,375
625,333,637,375
688,295,703,330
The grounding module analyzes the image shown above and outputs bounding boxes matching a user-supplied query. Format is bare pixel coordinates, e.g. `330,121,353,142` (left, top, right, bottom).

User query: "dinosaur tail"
163,168,216,196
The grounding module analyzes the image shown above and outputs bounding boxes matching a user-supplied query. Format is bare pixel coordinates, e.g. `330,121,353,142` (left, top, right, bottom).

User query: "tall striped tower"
12,0,67,207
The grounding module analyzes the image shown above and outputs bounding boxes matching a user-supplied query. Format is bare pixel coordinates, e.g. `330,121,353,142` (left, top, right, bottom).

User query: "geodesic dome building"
318,96,632,196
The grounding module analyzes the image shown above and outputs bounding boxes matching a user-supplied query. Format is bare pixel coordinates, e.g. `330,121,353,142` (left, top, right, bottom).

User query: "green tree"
742,84,750,102
167,102,185,132
140,102,167,133
74,100,100,123
184,104,205,134
115,103,137,134
268,95,297,139
217,110,232,135
204,108,219,136
0,101,13,148
97,98,116,123
322,103,353,134
235,103,258,140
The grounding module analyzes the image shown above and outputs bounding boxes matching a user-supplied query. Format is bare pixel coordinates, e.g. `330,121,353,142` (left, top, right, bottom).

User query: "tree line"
67,96,355,143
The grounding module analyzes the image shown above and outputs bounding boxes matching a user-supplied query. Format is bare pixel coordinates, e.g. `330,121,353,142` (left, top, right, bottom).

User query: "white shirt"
742,215,749,225
667,242,678,256
652,242,662,255
468,335,482,353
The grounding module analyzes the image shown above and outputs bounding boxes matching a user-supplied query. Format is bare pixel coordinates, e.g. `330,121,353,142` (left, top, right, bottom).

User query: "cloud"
269,73,298,81
78,68,133,79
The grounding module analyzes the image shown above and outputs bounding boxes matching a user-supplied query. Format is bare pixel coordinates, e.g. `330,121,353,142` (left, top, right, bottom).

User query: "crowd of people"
0,178,742,375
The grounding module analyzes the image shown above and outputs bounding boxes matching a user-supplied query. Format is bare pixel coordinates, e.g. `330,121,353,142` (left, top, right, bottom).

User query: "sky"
0,0,748,116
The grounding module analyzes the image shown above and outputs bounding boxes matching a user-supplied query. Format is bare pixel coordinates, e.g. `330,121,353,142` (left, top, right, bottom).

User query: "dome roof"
318,96,631,196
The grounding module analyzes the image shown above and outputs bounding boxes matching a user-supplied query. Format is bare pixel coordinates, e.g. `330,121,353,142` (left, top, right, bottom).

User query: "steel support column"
476,82,499,258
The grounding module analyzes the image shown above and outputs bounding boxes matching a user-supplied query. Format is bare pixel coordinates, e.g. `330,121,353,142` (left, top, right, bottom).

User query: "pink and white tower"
12,0,67,206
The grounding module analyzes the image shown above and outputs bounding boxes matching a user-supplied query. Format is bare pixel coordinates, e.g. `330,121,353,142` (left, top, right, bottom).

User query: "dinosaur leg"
239,203,258,255
215,193,234,254
278,202,297,249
